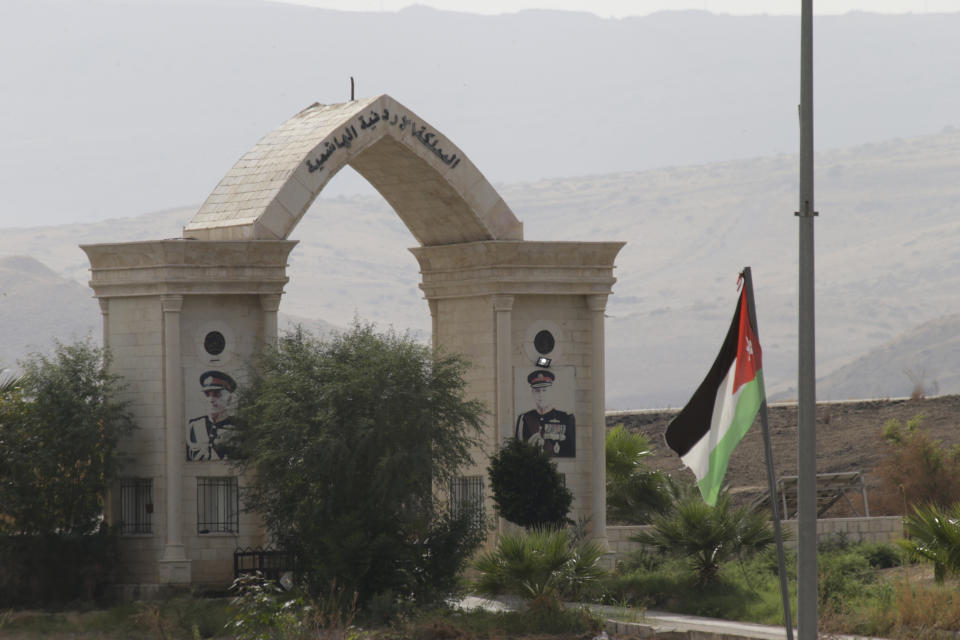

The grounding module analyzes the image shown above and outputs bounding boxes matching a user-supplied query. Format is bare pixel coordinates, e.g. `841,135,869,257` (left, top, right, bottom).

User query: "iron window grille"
197,476,239,534
119,478,153,535
449,475,485,529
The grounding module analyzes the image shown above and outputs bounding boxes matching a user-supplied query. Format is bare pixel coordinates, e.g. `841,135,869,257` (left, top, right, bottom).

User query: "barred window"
449,476,485,529
120,478,153,535
197,477,239,534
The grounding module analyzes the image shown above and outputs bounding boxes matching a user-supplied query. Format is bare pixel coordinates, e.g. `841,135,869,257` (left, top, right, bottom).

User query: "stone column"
587,294,609,548
428,300,439,351
98,298,110,352
260,294,282,348
492,295,515,447
159,294,190,584
98,298,115,525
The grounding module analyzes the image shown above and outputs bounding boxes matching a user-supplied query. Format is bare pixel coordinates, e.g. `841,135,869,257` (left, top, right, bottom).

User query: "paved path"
458,597,883,639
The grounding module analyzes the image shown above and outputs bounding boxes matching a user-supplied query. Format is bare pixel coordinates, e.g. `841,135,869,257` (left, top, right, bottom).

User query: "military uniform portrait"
514,367,576,457
185,370,238,461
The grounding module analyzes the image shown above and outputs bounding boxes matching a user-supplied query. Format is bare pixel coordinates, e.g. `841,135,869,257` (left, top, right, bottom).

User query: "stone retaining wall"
608,515,903,558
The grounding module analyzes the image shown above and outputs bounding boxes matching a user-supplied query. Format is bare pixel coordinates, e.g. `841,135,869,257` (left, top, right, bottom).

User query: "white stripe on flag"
680,358,740,481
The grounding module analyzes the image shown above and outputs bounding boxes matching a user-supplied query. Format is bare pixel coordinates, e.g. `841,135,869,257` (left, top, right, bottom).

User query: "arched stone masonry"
83,96,623,588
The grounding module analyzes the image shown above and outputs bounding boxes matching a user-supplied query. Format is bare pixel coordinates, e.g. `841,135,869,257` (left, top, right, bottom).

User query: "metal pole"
796,1,818,638
742,267,795,640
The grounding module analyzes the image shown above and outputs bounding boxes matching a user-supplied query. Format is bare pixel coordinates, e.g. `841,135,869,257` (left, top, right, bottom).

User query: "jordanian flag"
665,285,765,506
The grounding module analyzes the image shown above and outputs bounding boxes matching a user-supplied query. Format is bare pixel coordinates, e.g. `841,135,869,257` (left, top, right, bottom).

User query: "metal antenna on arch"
350,76,355,101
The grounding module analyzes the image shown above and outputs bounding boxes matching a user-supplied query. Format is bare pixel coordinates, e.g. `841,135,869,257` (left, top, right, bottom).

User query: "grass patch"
0,595,232,639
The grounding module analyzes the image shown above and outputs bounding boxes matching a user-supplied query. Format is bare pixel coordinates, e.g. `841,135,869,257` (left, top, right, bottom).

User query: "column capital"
161,294,184,313
259,293,282,313
98,298,109,315
586,294,608,312
492,295,515,312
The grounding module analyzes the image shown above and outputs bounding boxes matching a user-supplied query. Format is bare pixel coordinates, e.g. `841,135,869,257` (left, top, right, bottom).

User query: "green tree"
633,490,775,585
606,424,674,524
898,503,960,584
0,340,134,535
230,324,487,609
487,438,573,529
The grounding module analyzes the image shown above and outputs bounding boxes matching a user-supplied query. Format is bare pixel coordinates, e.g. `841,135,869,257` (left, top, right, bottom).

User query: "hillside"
0,256,101,364
4,130,960,406
609,394,960,518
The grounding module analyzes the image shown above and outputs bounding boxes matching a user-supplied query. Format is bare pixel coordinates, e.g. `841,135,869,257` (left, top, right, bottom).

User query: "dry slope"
607,394,960,517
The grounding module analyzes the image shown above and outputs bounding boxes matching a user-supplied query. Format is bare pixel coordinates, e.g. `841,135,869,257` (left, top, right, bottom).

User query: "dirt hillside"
606,394,960,517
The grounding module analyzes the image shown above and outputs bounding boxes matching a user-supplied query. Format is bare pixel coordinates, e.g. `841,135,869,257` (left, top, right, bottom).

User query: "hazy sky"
270,0,960,17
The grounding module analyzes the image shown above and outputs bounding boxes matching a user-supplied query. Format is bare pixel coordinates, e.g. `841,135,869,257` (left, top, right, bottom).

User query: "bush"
819,549,875,611
632,491,775,585
230,324,487,611
472,527,606,603
487,438,573,529
875,414,960,513
0,528,119,607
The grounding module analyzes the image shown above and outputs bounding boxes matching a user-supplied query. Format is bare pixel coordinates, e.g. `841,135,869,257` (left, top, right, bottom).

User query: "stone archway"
183,95,522,245
82,95,623,588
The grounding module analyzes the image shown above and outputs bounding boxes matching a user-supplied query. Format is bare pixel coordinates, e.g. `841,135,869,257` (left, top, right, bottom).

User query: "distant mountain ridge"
3,129,960,407
3,1,960,227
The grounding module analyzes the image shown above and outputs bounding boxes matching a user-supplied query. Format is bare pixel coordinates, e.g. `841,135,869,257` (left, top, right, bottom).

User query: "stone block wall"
607,516,904,563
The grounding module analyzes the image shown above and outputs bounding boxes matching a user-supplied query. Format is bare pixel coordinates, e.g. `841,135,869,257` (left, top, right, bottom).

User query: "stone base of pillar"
158,560,192,585
159,545,191,584
593,533,611,552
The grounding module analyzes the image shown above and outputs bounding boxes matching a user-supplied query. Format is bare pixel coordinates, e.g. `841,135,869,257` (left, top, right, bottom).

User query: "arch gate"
83,95,624,587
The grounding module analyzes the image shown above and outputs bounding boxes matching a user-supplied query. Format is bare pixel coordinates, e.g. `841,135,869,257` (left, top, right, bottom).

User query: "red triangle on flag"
733,289,762,393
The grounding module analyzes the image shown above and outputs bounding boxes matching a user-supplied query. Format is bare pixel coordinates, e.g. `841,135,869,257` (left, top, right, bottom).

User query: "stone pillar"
428,299,439,351
98,298,114,525
260,294,282,348
159,294,190,584
587,294,609,548
98,298,110,352
493,295,514,446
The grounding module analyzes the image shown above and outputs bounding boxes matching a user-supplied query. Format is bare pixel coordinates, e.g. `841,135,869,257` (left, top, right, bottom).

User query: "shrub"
472,527,606,603
632,491,774,585
487,438,573,529
875,414,960,513
819,549,875,611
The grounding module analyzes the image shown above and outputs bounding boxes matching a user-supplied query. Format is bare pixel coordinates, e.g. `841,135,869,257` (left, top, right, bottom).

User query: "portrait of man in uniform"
185,370,237,461
515,368,576,457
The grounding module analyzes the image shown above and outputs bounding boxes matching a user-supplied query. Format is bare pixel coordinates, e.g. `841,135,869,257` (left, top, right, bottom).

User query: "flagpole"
742,267,794,640
796,1,818,639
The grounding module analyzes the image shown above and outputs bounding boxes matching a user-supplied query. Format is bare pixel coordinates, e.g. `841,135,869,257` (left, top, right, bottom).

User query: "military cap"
200,370,237,393
527,369,555,388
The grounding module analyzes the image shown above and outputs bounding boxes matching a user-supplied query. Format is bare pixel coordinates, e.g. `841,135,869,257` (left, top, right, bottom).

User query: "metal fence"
233,547,295,582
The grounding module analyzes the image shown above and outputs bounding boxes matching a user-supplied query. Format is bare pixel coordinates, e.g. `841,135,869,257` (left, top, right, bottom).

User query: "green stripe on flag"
697,371,765,506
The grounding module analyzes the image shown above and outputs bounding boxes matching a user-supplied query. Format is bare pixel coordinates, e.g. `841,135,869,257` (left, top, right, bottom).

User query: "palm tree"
473,527,606,602
632,491,775,585
898,503,960,584
605,424,674,524
0,367,23,395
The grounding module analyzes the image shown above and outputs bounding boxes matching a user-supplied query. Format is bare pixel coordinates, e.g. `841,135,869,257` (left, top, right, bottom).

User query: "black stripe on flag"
664,295,743,458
